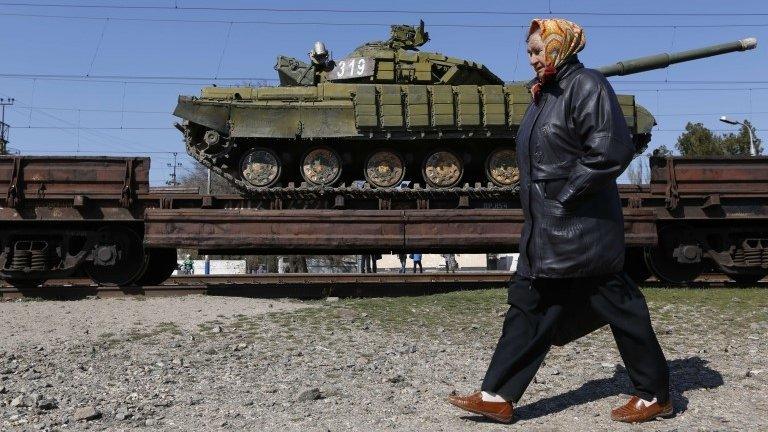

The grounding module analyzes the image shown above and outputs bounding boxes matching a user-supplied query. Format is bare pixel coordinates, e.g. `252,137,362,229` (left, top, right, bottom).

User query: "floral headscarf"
528,18,586,102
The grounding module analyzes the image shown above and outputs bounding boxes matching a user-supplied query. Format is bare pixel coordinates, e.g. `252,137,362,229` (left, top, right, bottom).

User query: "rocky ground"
0,287,766,431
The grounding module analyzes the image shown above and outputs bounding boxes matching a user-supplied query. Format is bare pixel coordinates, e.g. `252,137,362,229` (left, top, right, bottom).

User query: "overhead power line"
23,107,768,118
0,73,277,82
22,150,179,155
13,125,768,132
2,12,768,28
1,91,161,153
0,76,225,86
613,80,768,85
614,87,768,92
30,106,171,114
3,73,768,87
4,74,766,92
652,111,768,117
0,3,766,16
20,126,168,130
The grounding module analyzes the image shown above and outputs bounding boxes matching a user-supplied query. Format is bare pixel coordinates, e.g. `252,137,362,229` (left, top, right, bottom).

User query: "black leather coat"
516,57,635,279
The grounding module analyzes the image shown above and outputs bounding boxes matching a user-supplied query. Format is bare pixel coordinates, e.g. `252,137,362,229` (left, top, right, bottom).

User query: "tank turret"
175,23,758,195
275,20,502,87
378,20,430,50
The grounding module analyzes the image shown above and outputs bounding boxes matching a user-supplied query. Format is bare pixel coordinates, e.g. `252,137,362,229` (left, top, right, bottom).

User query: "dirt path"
0,288,766,431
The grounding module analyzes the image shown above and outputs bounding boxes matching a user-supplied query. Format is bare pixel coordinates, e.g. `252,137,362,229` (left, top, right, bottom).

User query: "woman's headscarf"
528,18,586,102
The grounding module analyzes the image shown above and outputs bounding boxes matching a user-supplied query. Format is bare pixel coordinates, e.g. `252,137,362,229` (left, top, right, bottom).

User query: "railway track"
0,271,515,299
642,274,767,288
0,272,764,300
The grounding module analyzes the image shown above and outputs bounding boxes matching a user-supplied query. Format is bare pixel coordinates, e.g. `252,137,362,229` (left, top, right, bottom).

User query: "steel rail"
0,272,515,299
1,273,763,300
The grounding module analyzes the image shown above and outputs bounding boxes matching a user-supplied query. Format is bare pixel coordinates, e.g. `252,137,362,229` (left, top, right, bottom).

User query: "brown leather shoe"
447,391,513,424
611,395,674,423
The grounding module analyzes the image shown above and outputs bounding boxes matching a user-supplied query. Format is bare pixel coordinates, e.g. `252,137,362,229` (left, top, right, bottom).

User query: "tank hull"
174,83,643,192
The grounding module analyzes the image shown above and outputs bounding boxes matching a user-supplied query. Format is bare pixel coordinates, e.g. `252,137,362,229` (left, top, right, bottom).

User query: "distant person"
442,253,458,273
181,254,194,275
398,253,408,273
410,253,423,273
361,254,375,273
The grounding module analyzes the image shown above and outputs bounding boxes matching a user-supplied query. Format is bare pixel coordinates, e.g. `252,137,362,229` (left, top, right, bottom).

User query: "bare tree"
179,161,238,194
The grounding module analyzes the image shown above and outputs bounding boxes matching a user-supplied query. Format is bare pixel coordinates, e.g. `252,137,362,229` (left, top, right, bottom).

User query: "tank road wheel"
485,148,519,187
240,147,281,187
422,149,463,188
300,146,342,187
84,227,146,286
644,225,703,285
365,150,405,188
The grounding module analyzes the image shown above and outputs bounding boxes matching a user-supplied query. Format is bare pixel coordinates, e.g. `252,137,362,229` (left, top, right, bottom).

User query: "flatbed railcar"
0,155,766,287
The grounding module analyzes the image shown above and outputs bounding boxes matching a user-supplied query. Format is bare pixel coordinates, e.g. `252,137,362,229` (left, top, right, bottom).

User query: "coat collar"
554,55,584,82
525,55,584,90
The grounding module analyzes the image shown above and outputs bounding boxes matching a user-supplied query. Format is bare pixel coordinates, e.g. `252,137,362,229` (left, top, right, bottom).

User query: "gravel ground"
0,288,766,431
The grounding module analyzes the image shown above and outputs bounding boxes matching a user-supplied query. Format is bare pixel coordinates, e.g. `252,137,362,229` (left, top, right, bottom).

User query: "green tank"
173,22,756,193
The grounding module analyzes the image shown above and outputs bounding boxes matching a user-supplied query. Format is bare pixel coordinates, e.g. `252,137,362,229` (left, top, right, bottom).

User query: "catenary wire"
0,3,766,16
1,12,768,28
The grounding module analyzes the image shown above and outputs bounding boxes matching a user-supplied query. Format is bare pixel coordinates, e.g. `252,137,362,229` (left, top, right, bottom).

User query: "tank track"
190,147,519,200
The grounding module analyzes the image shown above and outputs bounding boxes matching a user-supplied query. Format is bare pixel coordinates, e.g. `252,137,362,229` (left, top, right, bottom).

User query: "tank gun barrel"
597,37,757,77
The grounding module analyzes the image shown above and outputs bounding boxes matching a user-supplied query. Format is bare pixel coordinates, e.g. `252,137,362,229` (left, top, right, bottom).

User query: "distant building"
173,259,246,275
495,253,520,272
376,253,493,272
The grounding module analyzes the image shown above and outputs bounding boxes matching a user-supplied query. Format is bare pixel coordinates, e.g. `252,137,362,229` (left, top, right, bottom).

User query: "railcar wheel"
84,227,146,286
134,248,178,286
728,273,765,285
422,149,463,188
485,148,519,187
364,150,405,188
300,146,342,186
240,147,281,187
644,225,703,285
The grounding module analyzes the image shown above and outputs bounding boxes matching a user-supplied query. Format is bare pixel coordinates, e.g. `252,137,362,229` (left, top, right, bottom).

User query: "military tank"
173,22,756,196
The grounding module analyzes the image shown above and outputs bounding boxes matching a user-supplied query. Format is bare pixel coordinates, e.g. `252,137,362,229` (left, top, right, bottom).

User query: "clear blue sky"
0,0,765,185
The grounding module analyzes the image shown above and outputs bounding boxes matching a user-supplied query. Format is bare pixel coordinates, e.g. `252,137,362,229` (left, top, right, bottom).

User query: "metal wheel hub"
645,225,703,284
301,147,342,186
365,150,405,188
486,148,519,186
423,150,463,188
203,130,221,147
241,147,281,187
94,245,118,266
84,227,146,286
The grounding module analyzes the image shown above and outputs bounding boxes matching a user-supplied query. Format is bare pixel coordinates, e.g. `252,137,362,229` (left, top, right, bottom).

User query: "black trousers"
481,272,669,404
361,255,376,273
413,261,423,273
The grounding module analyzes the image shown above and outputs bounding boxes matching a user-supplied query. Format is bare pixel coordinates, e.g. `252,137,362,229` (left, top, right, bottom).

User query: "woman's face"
527,30,547,80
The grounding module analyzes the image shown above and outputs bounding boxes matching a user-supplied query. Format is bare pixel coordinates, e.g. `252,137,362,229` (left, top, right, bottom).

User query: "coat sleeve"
555,71,635,205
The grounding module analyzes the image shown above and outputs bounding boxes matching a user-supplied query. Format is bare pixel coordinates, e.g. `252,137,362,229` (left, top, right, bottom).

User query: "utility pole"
205,168,211,275
0,98,14,155
166,152,182,186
